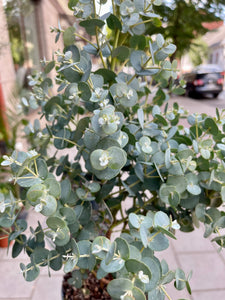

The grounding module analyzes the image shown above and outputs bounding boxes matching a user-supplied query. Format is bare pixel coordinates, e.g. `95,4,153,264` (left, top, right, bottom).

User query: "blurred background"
0,1,225,299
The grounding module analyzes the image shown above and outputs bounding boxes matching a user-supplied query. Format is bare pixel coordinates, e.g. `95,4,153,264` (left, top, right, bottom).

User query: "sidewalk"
0,209,225,299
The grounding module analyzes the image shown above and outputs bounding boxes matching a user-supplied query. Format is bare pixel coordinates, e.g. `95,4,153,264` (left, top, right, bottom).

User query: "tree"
3,0,32,66
189,37,209,66
146,0,224,59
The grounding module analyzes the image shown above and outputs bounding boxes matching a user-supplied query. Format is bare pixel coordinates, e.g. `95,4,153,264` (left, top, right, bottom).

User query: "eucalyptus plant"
1,0,225,299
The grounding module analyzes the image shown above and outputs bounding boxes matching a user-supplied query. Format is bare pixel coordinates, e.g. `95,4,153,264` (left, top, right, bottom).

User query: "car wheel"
213,93,219,98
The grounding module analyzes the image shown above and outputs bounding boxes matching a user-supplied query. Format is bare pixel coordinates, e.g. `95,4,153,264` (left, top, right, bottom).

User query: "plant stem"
131,18,153,28
74,33,97,49
160,285,172,300
111,29,120,71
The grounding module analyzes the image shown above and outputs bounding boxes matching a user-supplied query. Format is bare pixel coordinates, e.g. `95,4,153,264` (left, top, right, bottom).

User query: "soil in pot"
62,272,112,300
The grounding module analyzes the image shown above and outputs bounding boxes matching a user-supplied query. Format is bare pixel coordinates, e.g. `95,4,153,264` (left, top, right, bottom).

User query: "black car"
183,64,224,98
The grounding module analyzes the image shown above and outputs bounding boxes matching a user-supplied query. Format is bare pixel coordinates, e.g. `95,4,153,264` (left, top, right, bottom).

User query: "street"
168,90,225,116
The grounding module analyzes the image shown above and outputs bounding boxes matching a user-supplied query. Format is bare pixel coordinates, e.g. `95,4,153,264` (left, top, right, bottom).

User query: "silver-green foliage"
1,0,225,299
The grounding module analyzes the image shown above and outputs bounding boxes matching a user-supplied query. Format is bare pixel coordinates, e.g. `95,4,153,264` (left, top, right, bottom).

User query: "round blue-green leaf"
153,211,170,228
10,219,27,240
76,188,93,201
108,146,127,170
148,232,169,251
44,61,55,74
27,184,45,203
17,175,42,188
105,241,116,265
106,14,122,30
64,257,78,273
167,176,187,193
68,0,78,10
60,179,71,203
156,34,164,48
142,257,161,291
195,203,206,222
92,236,111,260
175,268,186,290
78,82,91,101
49,250,62,271
77,240,96,270
37,159,48,180
80,19,105,36
113,83,138,107
221,186,225,202
159,184,176,204
130,35,146,50
131,21,145,36
115,237,129,260
54,227,71,246
64,45,80,62
96,266,108,280
200,148,210,159
92,166,121,180
90,149,108,170
217,143,225,151
22,263,40,282
60,207,77,224
84,130,100,150
125,259,151,279
31,248,50,266
62,67,81,83
84,43,98,55
148,289,164,300
168,191,180,207
112,46,130,61
102,122,118,135
54,129,71,149
94,68,116,84
107,278,133,299
130,50,148,72
132,286,146,300
101,257,124,273
204,117,218,135
140,225,149,248
46,216,66,230
12,235,26,258
87,182,101,193
63,26,76,47
129,244,142,260
40,195,57,216
187,184,201,195
129,213,141,229
90,74,104,88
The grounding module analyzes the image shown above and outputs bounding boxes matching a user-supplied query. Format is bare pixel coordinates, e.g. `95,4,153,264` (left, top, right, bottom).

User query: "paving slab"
191,289,225,300
164,282,193,300
171,227,215,253
178,252,225,291
31,275,63,300
155,242,179,270
0,260,35,298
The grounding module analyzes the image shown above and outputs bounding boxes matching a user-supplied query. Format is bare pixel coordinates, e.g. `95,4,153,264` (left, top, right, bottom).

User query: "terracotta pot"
0,233,10,248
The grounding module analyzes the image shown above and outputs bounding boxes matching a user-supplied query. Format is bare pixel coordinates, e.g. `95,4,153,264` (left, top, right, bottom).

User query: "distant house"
203,24,225,70
16,0,74,69
0,0,74,103
180,21,225,74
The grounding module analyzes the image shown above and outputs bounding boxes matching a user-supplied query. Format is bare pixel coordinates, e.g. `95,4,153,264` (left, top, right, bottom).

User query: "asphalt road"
168,90,225,116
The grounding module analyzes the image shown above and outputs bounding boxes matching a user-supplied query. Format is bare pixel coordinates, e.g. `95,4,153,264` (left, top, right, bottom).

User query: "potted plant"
1,0,225,299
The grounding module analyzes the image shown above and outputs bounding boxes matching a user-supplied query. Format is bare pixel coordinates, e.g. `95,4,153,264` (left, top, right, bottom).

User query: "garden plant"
1,0,225,299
